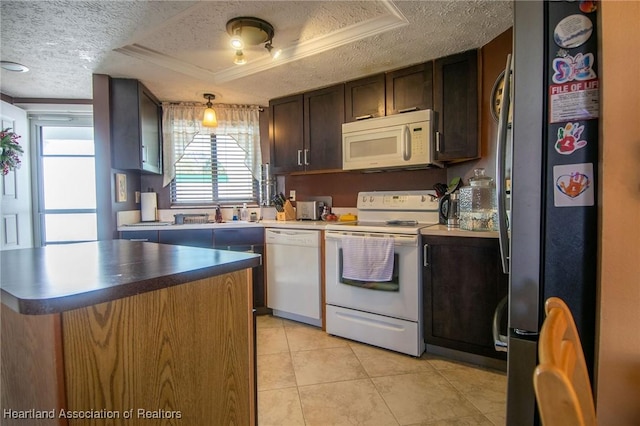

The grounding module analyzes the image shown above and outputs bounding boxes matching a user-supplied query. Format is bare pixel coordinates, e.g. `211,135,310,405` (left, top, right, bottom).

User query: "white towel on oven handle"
341,235,394,282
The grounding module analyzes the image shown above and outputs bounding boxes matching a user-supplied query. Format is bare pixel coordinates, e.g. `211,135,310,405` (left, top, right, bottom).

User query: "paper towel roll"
140,192,157,222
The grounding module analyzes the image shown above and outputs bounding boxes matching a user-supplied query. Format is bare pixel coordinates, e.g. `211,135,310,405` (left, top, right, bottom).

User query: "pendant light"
202,93,218,127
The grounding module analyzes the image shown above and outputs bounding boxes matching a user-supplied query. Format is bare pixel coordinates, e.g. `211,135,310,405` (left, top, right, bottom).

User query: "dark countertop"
0,240,261,315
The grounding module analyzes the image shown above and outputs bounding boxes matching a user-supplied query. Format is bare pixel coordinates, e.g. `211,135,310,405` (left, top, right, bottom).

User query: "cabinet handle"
399,107,418,113
142,144,147,163
355,114,373,121
423,243,430,267
435,131,441,152
297,149,302,166
402,125,411,161
304,149,310,165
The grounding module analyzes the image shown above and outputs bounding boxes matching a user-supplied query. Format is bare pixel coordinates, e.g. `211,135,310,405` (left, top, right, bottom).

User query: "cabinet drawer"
158,229,213,247
214,228,264,246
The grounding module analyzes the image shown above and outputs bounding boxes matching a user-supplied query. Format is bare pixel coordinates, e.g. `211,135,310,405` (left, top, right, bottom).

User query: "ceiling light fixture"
265,42,282,60
226,17,280,65
233,50,247,65
202,94,218,127
229,35,244,50
0,61,29,73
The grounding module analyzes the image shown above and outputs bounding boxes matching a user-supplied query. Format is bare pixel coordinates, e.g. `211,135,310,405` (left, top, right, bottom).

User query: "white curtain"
161,103,262,188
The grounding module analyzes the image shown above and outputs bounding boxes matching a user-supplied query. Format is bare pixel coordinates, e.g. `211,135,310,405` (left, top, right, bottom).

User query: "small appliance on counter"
296,201,321,220
445,192,460,229
435,178,462,226
295,196,333,221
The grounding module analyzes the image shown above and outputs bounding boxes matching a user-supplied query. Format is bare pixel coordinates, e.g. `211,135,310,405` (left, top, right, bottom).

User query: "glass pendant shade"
202,107,218,127
234,50,247,65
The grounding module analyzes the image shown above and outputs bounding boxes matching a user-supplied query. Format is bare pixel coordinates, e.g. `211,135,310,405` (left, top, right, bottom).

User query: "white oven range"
324,190,439,356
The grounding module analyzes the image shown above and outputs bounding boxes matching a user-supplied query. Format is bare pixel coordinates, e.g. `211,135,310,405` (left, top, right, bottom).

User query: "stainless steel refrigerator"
495,1,599,424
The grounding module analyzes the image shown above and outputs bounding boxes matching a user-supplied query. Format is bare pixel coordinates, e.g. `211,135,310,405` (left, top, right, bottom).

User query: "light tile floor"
257,315,507,426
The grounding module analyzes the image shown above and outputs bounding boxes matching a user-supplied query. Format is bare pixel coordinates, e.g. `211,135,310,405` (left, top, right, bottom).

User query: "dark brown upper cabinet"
269,94,304,174
386,62,434,115
344,74,385,122
110,78,162,174
433,50,479,161
303,84,345,171
270,85,344,173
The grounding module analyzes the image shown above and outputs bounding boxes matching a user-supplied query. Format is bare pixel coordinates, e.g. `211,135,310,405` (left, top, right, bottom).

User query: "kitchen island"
1,240,260,425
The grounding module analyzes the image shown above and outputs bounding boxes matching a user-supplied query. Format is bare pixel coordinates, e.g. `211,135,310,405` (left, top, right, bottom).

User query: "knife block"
276,200,296,221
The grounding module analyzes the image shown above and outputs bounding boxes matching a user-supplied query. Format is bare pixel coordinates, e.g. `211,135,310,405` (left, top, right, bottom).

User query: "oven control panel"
357,190,439,211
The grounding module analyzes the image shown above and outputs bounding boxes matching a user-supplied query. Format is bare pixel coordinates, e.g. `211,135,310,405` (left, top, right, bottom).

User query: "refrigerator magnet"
579,1,598,14
554,14,593,49
553,163,594,207
554,122,588,155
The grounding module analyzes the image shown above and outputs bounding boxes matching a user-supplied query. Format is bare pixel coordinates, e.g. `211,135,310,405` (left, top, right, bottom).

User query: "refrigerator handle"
495,54,512,274
492,295,509,352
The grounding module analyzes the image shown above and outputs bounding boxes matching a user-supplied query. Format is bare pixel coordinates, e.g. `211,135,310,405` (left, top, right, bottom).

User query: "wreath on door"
0,128,23,175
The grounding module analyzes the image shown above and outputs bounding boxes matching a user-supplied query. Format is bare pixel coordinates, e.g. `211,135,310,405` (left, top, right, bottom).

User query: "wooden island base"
2,269,255,426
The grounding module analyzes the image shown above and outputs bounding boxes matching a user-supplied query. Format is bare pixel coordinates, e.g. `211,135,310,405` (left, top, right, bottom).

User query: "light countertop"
421,224,499,238
118,221,264,232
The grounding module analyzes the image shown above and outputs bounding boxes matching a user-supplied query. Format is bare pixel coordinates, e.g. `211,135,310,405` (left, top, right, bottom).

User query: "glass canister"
459,168,498,231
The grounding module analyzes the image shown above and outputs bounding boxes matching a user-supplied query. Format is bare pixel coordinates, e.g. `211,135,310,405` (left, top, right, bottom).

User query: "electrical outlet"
289,190,296,201
135,191,141,203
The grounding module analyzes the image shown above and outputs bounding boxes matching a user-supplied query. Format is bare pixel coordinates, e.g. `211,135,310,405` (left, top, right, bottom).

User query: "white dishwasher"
265,228,321,327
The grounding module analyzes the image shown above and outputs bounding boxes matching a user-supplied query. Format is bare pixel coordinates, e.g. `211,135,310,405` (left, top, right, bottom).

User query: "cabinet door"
269,95,304,173
213,228,265,311
111,78,142,171
433,50,479,161
139,87,162,174
386,62,433,115
111,78,162,174
158,229,213,248
423,236,508,360
344,74,385,122
303,84,345,171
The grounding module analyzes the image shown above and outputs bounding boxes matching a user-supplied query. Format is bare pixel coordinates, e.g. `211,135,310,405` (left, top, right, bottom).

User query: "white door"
0,101,33,250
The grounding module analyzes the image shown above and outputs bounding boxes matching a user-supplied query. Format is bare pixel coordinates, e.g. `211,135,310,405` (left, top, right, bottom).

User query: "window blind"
171,133,258,205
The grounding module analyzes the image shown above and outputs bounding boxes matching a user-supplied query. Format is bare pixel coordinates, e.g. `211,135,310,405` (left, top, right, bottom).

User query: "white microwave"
342,109,442,171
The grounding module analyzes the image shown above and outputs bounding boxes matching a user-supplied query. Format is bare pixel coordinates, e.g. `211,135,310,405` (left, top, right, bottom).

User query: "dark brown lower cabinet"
422,235,508,360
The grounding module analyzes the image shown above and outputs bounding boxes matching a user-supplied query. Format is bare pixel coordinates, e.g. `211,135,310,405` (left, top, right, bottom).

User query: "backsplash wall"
284,168,447,207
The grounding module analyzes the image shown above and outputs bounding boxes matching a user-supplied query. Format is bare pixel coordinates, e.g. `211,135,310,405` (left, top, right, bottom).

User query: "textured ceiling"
0,1,513,107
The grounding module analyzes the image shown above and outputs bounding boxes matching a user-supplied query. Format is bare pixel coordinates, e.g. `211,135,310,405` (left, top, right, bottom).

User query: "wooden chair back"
533,297,596,426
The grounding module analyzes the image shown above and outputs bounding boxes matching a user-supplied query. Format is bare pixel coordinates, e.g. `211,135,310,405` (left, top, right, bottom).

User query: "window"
35,122,97,244
171,133,258,205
